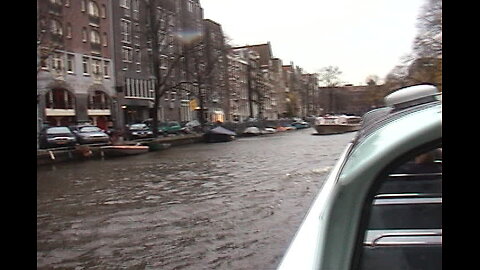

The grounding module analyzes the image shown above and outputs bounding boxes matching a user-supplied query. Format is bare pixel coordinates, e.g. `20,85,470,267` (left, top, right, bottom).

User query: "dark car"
159,121,182,135
70,125,110,145
39,126,77,149
291,121,310,129
126,123,154,140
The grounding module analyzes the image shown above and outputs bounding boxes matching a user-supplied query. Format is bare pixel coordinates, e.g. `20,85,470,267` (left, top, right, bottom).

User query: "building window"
125,78,132,96
103,60,110,78
66,23,72,39
120,0,130,9
66,54,75,74
40,55,49,70
188,1,193,12
88,1,100,17
122,47,133,63
46,89,75,109
81,0,86,12
132,0,139,19
160,55,168,70
92,59,101,75
101,4,107,18
103,32,108,47
135,49,141,63
120,19,131,43
82,27,88,42
90,29,101,44
52,53,63,71
89,91,110,110
50,19,63,36
82,57,90,75
133,23,140,46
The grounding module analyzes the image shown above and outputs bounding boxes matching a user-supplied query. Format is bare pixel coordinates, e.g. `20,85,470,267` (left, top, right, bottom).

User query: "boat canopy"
208,126,236,136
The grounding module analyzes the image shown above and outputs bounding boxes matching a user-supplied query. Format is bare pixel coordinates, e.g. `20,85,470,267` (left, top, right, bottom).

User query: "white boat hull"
314,124,361,135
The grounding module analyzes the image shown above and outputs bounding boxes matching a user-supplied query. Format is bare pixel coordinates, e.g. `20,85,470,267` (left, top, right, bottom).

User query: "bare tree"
384,64,411,89
144,0,202,136
365,75,380,86
181,24,229,127
317,66,343,87
37,2,63,74
413,0,442,59
383,0,442,91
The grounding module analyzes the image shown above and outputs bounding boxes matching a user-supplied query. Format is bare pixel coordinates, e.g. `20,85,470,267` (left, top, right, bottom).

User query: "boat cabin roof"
353,84,441,148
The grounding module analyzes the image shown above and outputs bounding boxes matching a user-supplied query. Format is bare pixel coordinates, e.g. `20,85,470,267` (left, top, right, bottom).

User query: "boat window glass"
354,146,442,270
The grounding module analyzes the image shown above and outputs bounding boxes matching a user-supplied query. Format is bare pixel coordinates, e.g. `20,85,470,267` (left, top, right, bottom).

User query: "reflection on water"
37,130,354,269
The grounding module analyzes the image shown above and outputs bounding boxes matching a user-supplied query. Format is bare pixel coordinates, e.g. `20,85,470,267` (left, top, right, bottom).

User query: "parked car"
69,125,110,145
291,121,310,129
38,126,77,149
159,121,182,135
277,85,442,270
181,120,201,133
126,123,154,140
276,123,296,131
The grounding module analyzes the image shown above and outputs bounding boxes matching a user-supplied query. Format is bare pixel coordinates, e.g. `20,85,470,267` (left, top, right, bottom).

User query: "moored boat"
261,127,276,134
242,126,261,136
314,115,362,135
145,141,171,151
204,126,236,143
100,145,149,157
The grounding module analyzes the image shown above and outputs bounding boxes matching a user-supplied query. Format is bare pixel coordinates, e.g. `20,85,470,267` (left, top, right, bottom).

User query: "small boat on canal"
314,115,362,135
100,145,149,157
204,126,236,143
144,141,172,151
242,126,261,136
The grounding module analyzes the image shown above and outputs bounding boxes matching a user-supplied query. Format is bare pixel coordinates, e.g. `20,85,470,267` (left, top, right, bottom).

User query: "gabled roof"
232,42,273,67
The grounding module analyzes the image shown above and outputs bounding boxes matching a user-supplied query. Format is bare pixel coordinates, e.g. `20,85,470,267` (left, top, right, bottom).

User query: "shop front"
44,88,76,127
121,98,153,125
88,90,113,130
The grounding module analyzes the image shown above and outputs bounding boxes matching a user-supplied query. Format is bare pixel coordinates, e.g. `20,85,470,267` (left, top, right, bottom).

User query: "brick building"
227,47,261,121
112,0,204,126
317,84,386,116
37,0,116,130
202,19,229,123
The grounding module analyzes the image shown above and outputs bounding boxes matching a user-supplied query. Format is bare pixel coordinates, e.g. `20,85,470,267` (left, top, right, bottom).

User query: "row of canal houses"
37,0,322,133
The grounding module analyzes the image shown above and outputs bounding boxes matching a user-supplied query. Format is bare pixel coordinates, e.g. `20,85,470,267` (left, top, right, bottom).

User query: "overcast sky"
199,0,425,85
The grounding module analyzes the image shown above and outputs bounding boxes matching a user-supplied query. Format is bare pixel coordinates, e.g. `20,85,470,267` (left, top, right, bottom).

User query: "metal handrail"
366,230,442,247
388,172,442,178
374,193,441,199
372,196,442,205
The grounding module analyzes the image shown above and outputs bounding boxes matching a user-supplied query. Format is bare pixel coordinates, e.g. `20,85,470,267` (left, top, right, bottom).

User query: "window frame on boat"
350,140,442,269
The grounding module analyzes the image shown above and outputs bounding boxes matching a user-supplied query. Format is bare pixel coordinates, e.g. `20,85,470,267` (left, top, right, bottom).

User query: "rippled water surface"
37,129,355,269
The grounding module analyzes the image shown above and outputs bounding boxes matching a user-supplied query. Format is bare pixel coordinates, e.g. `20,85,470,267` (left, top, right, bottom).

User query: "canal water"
37,129,355,270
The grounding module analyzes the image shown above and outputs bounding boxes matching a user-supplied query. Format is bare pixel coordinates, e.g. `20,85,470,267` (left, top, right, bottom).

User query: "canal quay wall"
37,120,304,166
37,134,204,166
